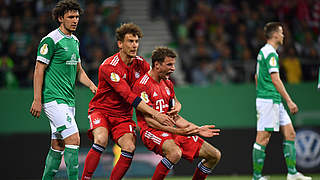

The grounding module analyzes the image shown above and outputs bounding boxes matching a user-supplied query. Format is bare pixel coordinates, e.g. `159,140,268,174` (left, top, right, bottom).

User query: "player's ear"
58,16,64,23
117,40,123,49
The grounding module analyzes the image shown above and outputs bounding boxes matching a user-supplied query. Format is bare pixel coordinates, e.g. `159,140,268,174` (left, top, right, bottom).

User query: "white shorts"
43,100,78,139
256,98,291,132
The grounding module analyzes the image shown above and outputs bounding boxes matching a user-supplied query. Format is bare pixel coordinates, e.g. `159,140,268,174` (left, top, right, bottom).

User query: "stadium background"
0,0,319,179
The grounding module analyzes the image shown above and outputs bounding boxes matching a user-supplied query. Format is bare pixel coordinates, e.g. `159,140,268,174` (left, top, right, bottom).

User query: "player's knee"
166,146,182,163
122,142,136,153
94,134,108,147
286,131,296,140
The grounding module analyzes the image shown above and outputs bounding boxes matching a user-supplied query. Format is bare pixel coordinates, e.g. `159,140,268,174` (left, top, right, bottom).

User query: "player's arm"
30,61,47,118
167,95,181,117
174,115,220,137
144,115,199,136
270,72,298,114
77,62,97,94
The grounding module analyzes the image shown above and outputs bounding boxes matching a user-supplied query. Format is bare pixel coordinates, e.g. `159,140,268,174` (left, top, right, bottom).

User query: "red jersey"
132,73,175,130
89,52,150,117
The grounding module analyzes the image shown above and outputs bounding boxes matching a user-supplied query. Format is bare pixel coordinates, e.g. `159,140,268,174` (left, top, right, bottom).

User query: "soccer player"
81,23,174,180
29,1,97,180
252,22,312,180
132,47,221,180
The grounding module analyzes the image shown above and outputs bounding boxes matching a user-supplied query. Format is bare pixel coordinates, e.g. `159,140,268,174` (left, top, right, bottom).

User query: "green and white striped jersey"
256,43,281,104
36,28,80,106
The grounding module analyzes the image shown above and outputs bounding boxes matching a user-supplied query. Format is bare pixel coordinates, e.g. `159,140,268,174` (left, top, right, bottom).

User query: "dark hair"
52,0,83,24
264,22,283,40
151,47,177,67
115,23,143,42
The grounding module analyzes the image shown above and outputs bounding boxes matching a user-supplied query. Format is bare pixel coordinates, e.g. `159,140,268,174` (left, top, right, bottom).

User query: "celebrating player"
30,0,97,179
132,47,221,180
81,23,174,180
252,22,312,180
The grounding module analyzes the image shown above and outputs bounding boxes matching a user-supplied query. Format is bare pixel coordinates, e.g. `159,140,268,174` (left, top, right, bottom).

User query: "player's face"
119,34,139,58
158,56,175,80
275,26,284,45
59,10,79,34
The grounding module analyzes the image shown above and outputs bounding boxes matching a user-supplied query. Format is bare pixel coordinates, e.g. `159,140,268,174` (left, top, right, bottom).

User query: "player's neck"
59,25,72,36
119,51,133,65
267,40,279,50
149,70,161,83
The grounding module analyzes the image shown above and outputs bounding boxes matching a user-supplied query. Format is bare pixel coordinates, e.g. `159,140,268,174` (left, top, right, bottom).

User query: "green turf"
86,174,318,180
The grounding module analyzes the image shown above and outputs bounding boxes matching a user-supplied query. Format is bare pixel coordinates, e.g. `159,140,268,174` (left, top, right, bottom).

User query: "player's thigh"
162,139,181,157
110,117,136,144
198,141,221,161
43,101,78,140
92,126,109,147
117,133,136,152
256,98,280,132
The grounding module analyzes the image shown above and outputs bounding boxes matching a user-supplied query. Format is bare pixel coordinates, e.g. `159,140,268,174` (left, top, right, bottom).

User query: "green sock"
252,143,266,180
283,140,297,175
42,148,62,180
64,145,79,180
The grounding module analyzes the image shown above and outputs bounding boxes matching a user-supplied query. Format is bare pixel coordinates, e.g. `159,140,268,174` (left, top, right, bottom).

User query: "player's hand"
198,125,220,137
287,101,298,114
155,113,175,127
176,124,199,136
89,84,97,94
167,103,181,117
30,100,42,118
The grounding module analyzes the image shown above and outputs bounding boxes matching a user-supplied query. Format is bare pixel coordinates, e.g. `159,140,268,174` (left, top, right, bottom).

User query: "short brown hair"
264,22,283,40
151,47,177,67
52,0,83,24
116,23,143,42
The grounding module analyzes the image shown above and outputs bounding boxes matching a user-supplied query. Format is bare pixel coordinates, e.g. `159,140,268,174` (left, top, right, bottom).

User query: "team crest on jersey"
93,118,101,125
165,87,171,96
40,44,48,55
269,57,277,66
161,133,169,137
110,72,120,82
141,91,149,103
135,71,140,78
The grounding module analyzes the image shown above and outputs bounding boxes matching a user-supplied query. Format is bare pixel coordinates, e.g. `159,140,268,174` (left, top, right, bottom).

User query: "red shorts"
141,128,204,162
87,109,136,143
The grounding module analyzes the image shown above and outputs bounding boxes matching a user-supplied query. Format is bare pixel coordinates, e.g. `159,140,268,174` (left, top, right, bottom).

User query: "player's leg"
152,139,182,180
253,99,277,180
82,110,109,180
279,104,312,180
110,133,136,180
253,131,271,180
41,101,68,180
82,126,108,180
42,139,64,180
109,120,136,180
192,141,221,180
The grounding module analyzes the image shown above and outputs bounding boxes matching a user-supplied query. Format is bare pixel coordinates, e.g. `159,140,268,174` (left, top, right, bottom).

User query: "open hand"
198,125,220,137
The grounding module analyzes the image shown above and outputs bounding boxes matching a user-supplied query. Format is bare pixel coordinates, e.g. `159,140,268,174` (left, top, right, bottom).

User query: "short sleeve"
266,53,279,74
36,37,55,64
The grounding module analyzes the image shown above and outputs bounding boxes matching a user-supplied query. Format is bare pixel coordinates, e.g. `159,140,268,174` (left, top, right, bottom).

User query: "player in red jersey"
132,47,221,180
81,23,174,180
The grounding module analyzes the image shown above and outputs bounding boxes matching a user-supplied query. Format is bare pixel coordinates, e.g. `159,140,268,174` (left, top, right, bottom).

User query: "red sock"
152,158,173,180
81,144,104,180
192,161,211,180
109,150,133,180
192,167,208,180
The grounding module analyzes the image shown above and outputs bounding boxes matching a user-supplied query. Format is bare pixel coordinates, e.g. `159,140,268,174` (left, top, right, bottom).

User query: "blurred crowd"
0,0,319,88
152,0,320,85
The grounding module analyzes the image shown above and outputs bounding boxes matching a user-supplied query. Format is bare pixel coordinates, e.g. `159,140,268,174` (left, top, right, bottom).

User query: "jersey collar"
58,28,72,39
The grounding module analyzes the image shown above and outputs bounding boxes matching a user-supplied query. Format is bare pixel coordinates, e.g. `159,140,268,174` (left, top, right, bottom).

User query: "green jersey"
256,44,281,104
36,28,80,106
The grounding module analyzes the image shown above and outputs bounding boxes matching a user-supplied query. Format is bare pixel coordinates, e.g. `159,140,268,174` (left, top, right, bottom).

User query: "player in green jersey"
30,1,97,179
252,22,311,180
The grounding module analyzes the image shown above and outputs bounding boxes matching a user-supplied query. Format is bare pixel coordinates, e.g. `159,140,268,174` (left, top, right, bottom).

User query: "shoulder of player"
101,54,121,68
260,44,278,60
71,34,79,42
40,29,65,45
138,74,151,86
